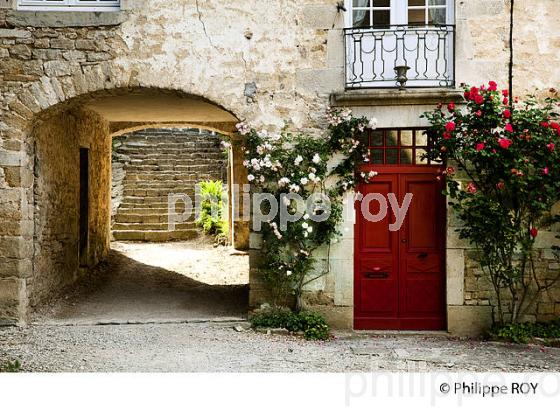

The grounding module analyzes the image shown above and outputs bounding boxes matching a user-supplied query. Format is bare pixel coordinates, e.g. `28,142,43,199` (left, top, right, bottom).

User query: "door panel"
354,167,446,330
355,175,399,319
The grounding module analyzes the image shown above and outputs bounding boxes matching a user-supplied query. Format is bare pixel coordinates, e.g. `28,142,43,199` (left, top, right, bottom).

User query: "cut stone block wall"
30,107,111,308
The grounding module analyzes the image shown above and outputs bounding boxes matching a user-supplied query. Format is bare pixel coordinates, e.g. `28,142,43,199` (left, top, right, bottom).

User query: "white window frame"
17,0,120,12
345,0,454,27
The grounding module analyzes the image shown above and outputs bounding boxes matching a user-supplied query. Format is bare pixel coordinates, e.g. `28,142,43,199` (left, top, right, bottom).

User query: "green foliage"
239,110,375,309
196,180,229,242
250,308,331,341
0,360,21,373
488,320,560,344
423,83,560,324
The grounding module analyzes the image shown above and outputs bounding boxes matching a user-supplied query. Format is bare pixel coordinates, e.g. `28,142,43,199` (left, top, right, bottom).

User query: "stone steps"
112,229,199,242
111,128,226,242
113,221,195,231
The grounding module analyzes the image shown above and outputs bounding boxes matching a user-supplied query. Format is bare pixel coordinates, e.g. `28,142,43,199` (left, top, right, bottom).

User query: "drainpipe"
508,0,514,106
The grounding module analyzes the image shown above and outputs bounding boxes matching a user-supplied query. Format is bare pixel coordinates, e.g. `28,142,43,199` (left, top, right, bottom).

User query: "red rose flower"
496,181,505,190
550,122,560,130
445,121,456,132
503,97,509,105
446,166,455,175
499,138,512,149
443,132,452,140
504,123,514,132
542,167,550,175
475,142,485,151
474,94,484,105
503,109,511,119
488,81,497,91
547,142,555,152
463,91,470,100
502,89,509,97
541,121,549,128
530,228,538,238
447,102,455,112
466,182,477,194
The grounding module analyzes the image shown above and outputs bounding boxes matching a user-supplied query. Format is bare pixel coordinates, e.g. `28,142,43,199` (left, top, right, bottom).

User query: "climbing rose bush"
424,82,560,324
238,109,376,310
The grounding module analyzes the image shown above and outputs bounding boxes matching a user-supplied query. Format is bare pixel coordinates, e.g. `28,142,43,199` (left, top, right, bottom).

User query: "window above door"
17,0,120,11
344,0,455,89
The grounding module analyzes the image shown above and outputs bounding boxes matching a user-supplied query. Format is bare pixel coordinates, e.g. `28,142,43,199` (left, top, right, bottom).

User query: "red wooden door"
354,166,446,330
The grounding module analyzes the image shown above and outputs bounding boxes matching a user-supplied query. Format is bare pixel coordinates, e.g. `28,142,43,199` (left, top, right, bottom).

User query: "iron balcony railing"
344,24,455,89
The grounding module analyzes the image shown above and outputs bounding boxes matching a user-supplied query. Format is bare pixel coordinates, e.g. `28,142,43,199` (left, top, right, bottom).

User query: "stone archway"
0,85,249,325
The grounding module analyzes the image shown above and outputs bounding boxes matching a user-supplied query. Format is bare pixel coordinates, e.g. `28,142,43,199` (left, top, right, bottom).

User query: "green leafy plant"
488,320,560,344
424,82,560,324
239,110,376,310
250,308,331,341
196,180,229,243
0,359,21,373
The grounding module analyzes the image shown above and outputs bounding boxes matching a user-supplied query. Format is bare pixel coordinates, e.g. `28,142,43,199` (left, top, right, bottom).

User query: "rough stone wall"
30,107,111,308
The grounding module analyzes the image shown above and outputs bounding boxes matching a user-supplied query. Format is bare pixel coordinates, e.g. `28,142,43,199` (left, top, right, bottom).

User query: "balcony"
344,25,455,89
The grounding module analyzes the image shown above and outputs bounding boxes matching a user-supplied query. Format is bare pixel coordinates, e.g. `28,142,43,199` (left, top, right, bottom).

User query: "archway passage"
23,87,250,324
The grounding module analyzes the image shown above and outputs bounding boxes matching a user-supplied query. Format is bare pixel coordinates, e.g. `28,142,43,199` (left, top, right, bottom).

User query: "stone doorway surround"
322,88,493,336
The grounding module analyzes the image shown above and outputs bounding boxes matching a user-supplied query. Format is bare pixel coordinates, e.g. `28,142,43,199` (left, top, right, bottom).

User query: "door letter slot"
364,271,389,279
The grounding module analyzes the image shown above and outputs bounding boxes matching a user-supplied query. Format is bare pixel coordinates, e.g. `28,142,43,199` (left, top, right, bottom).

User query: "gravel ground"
1,322,559,372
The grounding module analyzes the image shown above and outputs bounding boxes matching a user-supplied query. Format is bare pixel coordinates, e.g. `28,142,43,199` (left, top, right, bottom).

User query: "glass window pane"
371,149,384,164
416,130,428,146
401,130,413,146
387,149,398,164
428,7,447,24
353,10,371,27
372,0,390,6
409,0,426,6
408,9,425,25
371,131,384,146
357,132,369,147
372,10,390,26
428,0,446,5
386,131,398,146
416,149,428,164
401,149,413,164
353,0,371,6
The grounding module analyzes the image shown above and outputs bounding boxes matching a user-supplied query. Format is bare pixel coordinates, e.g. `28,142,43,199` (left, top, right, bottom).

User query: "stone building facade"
0,0,559,333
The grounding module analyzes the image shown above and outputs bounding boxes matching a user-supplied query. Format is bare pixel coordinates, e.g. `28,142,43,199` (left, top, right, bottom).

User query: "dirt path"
34,241,249,325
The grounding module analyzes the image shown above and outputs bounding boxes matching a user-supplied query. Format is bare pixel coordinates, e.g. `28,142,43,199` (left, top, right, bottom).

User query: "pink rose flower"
547,143,555,152
475,142,485,151
466,182,477,194
530,228,538,238
498,138,512,149
445,121,456,132
504,123,514,132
